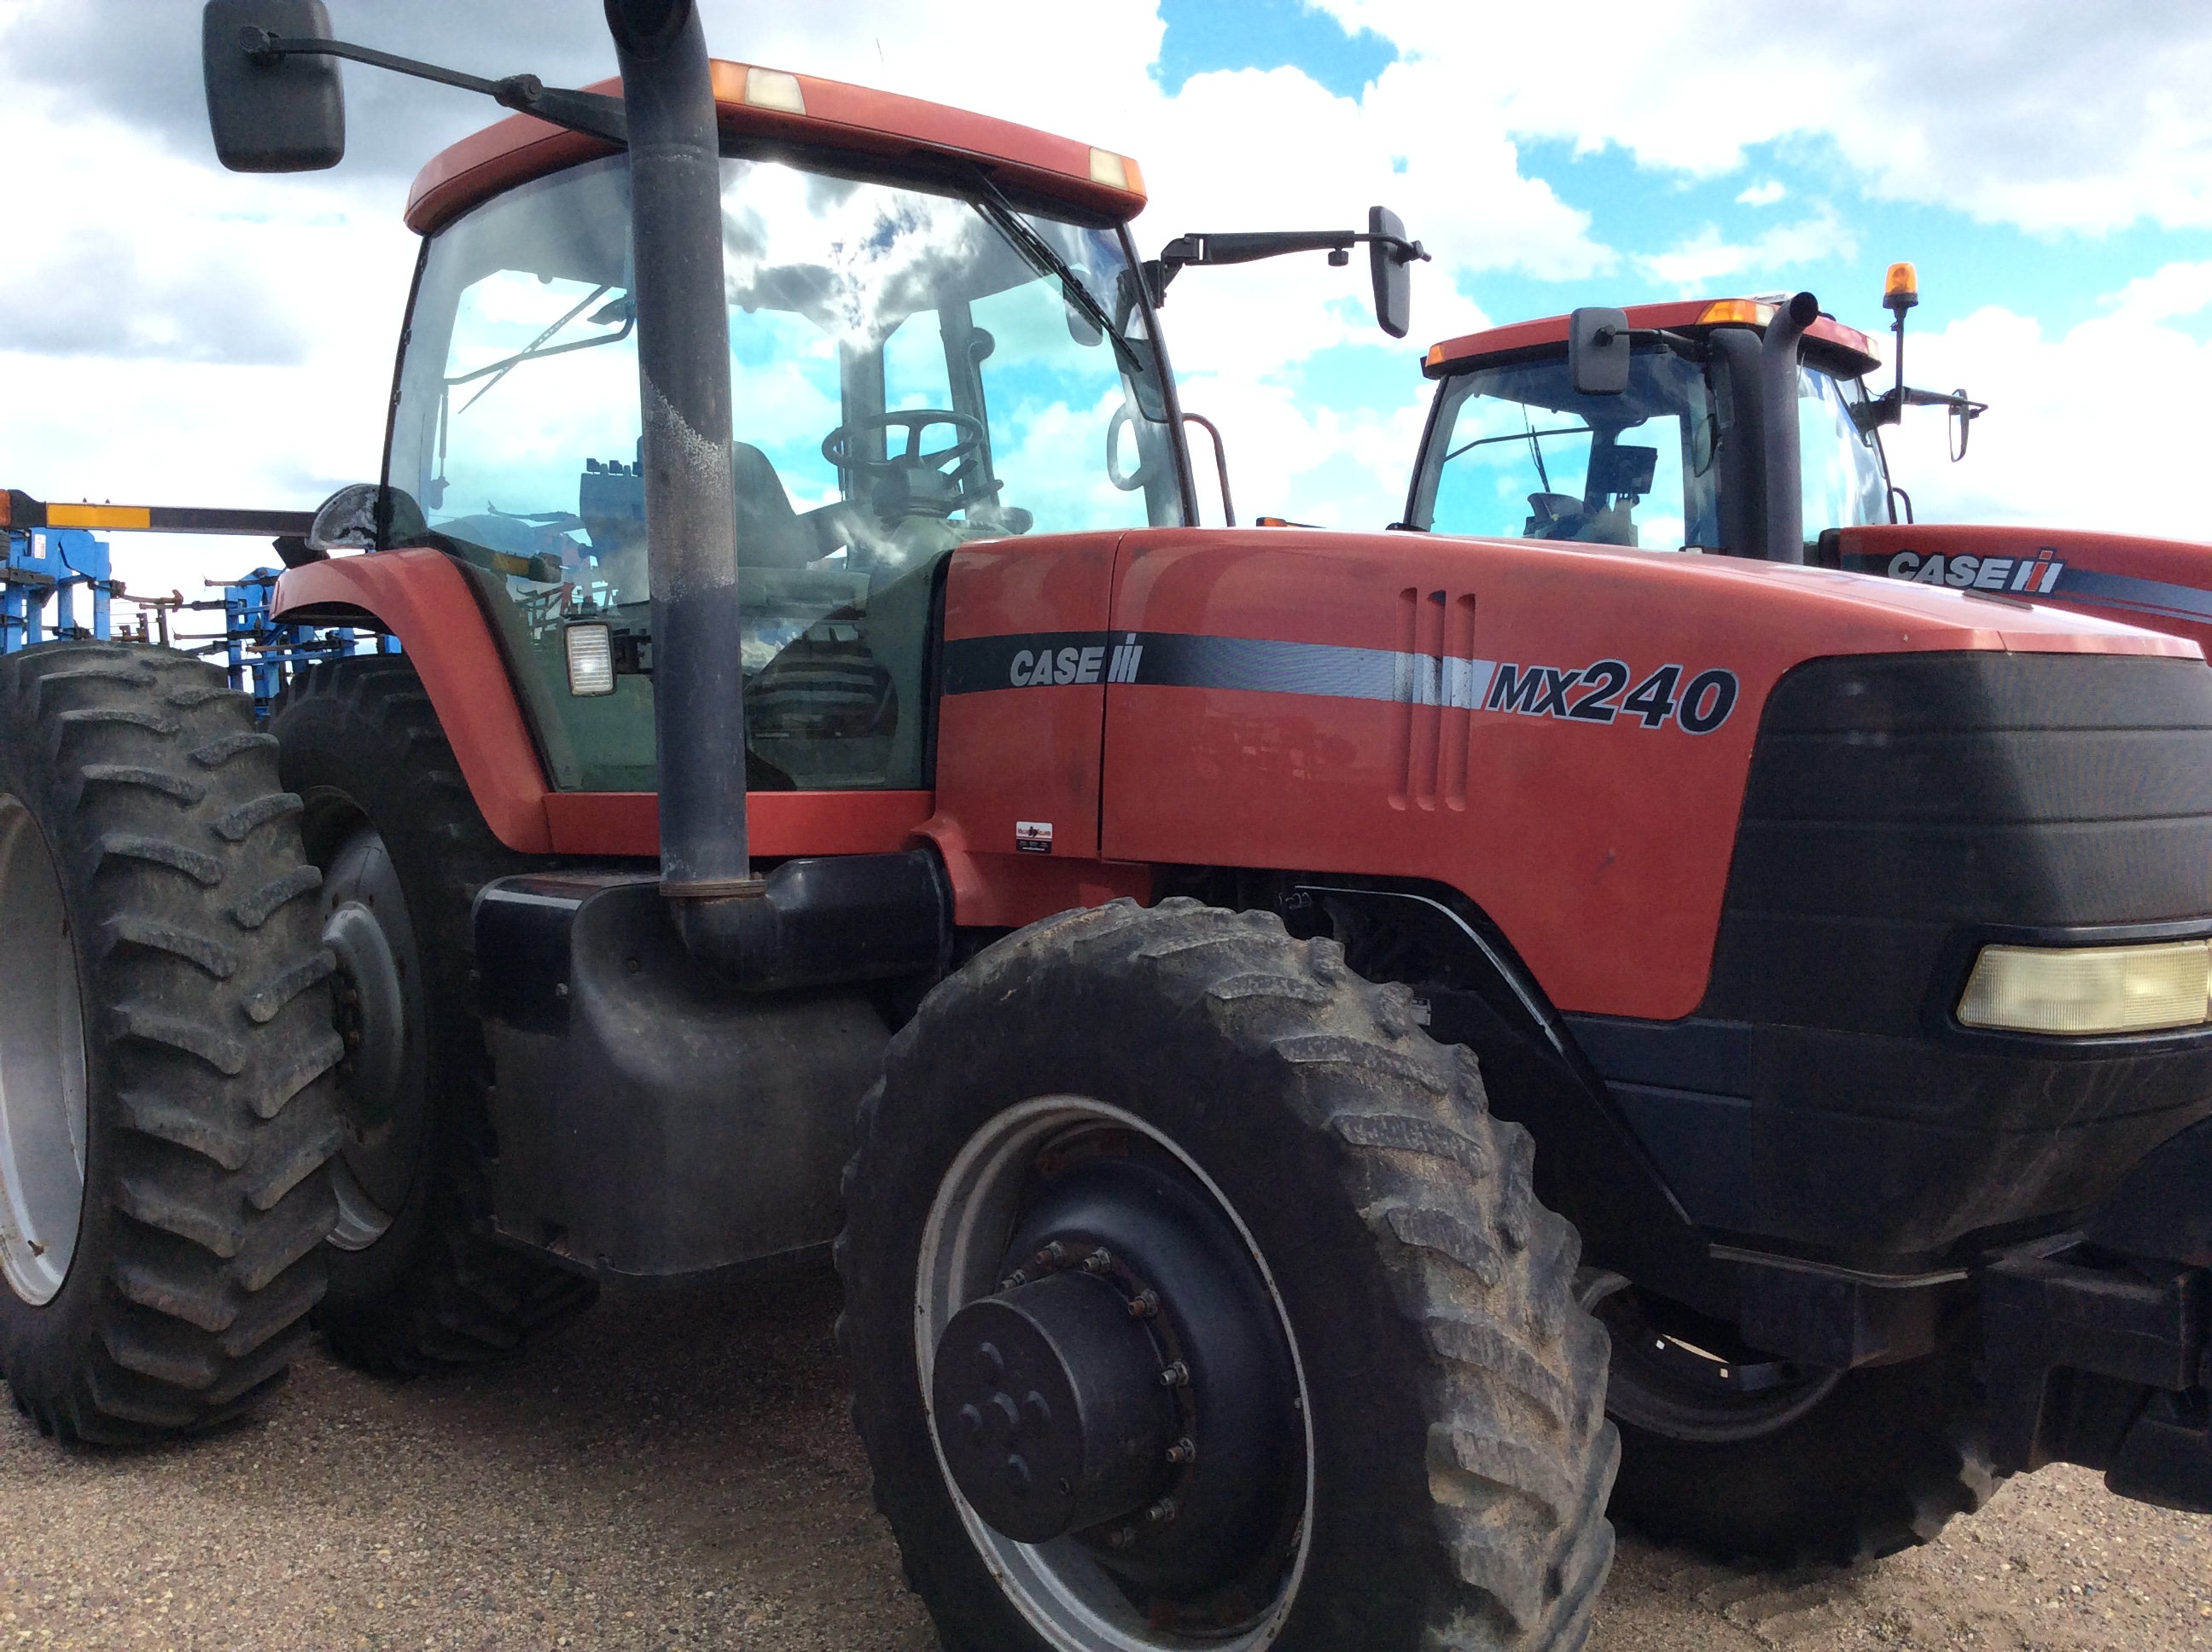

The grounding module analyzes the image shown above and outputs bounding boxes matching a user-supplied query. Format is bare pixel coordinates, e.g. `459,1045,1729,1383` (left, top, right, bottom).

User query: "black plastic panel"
474,875,891,1278
1708,649,2212,1036
1566,651,2212,1263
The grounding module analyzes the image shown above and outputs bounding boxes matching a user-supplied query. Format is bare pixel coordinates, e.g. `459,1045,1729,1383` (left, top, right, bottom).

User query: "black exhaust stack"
603,0,754,909
605,0,946,989
1758,290,1820,564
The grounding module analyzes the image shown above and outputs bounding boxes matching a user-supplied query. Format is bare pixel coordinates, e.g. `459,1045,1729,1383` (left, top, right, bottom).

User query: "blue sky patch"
1154,0,1396,99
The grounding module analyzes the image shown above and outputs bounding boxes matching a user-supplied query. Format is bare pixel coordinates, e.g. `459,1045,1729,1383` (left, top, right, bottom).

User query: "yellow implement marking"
46,504,153,530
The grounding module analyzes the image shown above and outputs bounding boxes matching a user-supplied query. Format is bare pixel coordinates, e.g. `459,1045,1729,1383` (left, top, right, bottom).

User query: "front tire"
837,899,1617,1652
0,643,341,1442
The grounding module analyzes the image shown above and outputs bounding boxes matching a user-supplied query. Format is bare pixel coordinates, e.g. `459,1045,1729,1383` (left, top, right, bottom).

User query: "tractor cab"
364,69,1179,795
1403,299,1890,556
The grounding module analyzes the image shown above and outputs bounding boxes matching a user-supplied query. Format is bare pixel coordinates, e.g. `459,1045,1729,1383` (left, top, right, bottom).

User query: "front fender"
276,550,555,852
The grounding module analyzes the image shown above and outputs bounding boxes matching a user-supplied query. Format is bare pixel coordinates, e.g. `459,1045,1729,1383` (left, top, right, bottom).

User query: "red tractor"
1,7,2205,1652
1403,266,2212,652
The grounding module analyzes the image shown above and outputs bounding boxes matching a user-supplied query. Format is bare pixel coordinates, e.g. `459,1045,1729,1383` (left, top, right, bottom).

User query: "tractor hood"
1829,522,2212,661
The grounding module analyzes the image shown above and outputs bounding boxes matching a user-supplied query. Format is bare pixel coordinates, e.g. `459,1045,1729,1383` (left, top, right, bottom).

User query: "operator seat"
733,442,824,570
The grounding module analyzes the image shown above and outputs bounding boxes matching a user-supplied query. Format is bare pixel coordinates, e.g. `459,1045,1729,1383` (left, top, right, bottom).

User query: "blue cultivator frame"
2,490,398,719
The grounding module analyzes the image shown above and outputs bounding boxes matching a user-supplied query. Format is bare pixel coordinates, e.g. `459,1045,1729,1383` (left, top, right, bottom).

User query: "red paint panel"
1426,300,1878,377
1102,529,2192,1022
934,534,1120,863
274,551,552,853
1833,524,2212,660
919,814,1152,929
407,62,1144,236
544,789,934,858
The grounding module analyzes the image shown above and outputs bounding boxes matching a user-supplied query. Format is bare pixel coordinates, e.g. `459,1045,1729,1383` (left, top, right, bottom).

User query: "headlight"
1957,940,2212,1035
565,623,615,696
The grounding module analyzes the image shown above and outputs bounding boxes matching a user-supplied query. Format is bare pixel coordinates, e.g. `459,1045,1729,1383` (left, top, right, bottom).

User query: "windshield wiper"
449,286,632,413
1443,423,1591,466
967,174,1153,387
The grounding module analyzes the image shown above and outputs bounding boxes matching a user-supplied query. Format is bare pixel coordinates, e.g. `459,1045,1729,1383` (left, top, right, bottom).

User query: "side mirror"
1569,307,1632,396
202,0,345,172
1369,206,1415,339
307,482,427,552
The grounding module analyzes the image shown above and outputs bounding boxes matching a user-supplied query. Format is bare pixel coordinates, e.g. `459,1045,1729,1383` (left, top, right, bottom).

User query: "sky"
4,0,2210,607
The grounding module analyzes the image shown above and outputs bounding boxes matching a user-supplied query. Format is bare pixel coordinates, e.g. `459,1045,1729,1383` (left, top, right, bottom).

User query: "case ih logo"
1880,547,2065,594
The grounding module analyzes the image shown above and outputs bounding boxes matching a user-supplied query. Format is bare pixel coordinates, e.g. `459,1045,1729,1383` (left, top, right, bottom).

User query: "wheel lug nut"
997,1269,1028,1293
1165,1437,1196,1465
1144,1496,1178,1524
1033,1241,1066,1269
1157,1360,1189,1387
1082,1248,1113,1274
1108,1526,1137,1550
1126,1288,1158,1318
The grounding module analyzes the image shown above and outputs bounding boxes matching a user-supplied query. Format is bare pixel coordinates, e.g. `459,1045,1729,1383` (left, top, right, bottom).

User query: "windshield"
388,154,1180,792
1798,366,1888,541
1411,346,1889,556
1411,348,1720,550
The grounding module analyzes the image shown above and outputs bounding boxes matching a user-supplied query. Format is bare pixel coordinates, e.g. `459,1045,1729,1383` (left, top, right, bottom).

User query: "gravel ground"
3,1261,2207,1651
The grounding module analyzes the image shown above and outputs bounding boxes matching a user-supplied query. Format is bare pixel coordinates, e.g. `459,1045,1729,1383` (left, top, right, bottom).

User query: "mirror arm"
1155,229,1430,277
1600,324,1704,363
1852,384,1987,435
240,31,628,144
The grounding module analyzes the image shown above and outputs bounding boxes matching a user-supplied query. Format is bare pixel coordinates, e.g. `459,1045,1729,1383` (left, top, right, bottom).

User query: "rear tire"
838,899,1618,1651
0,642,341,1442
271,656,595,1378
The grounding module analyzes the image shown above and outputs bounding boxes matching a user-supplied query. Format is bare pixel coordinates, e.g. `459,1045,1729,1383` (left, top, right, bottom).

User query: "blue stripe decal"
2049,567,2212,623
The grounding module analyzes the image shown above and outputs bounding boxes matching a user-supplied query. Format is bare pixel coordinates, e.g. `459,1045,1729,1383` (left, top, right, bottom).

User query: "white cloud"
1875,280,2212,542
1315,0,2212,235
1638,205,1854,290
2103,259,2212,327
4,0,2211,609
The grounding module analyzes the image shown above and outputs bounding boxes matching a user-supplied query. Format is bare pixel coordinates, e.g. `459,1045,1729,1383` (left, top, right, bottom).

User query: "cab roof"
1423,300,1882,380
405,61,1148,236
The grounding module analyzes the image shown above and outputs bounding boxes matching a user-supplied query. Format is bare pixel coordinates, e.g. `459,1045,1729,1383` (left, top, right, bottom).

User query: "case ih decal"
1878,547,2065,594
945,631,1740,731
1852,544,2212,629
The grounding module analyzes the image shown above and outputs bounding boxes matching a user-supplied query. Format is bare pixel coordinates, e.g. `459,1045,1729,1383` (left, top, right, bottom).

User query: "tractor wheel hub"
933,1270,1175,1543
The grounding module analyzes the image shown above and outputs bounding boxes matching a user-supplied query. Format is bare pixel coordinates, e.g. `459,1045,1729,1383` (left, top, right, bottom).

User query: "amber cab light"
1884,260,1919,312
1696,299,1773,327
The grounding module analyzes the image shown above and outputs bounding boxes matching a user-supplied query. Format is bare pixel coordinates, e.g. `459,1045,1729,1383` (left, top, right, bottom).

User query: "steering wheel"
821,410,992,519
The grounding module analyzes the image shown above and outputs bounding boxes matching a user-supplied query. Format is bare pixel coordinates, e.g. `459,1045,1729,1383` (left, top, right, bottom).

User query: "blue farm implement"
1,489,395,715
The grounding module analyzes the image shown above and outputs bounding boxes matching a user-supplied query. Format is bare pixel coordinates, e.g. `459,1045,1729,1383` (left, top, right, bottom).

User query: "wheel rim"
317,819,426,1252
0,795,90,1306
915,1096,1314,1652
1585,1273,1843,1443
